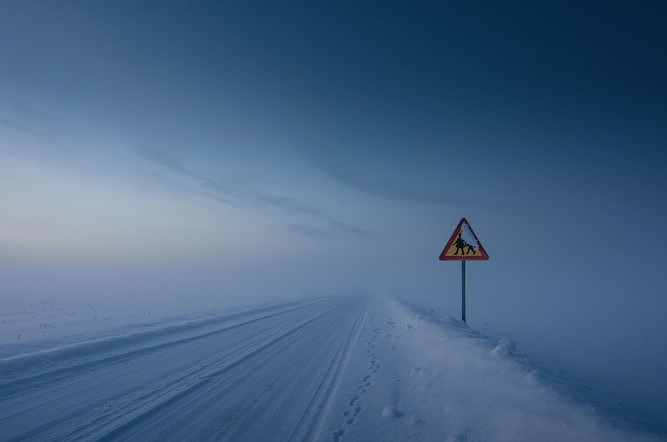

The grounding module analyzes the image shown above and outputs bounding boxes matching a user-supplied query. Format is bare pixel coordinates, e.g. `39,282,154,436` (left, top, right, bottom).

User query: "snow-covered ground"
0,295,269,359
0,295,663,441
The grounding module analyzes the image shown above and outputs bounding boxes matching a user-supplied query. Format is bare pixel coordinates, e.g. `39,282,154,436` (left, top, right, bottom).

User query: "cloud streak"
137,146,371,239
311,156,503,208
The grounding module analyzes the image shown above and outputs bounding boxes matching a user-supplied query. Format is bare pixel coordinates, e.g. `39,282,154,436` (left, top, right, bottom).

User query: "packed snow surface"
0,295,661,441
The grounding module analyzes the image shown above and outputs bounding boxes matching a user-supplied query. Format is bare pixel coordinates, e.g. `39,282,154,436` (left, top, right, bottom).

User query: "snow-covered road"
0,297,366,441
0,295,661,441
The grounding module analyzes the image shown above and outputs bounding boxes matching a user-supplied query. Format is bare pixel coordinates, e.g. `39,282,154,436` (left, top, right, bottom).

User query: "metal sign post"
461,260,466,323
439,218,488,323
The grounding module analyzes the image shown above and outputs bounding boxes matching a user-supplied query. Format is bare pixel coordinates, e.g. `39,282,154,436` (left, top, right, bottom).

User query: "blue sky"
2,0,667,386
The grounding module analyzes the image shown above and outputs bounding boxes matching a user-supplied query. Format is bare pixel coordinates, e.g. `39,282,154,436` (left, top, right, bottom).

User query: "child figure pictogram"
453,232,477,255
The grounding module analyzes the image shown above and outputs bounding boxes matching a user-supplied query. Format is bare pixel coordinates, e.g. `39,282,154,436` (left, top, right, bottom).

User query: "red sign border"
439,218,489,261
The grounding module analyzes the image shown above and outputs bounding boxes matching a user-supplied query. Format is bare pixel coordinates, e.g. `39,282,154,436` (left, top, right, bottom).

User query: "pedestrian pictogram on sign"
439,218,489,261
438,218,489,323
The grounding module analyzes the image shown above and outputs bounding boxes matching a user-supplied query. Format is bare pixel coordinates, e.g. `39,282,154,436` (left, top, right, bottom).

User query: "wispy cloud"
137,146,371,239
0,94,65,144
321,162,467,204
312,156,503,208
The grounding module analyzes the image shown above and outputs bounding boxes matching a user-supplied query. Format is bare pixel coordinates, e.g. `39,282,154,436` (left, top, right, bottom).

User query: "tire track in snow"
100,296,367,441
293,300,367,441
0,296,369,441
97,306,341,440
2,299,342,441
0,298,328,397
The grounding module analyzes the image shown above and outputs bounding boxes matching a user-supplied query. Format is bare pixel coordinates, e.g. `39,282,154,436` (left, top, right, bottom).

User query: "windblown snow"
0,295,662,441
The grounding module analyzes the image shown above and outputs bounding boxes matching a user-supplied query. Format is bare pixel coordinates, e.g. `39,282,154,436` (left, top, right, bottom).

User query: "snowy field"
0,295,664,441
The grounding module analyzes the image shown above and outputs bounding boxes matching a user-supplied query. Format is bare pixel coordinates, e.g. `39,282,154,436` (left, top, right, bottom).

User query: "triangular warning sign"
439,218,489,261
